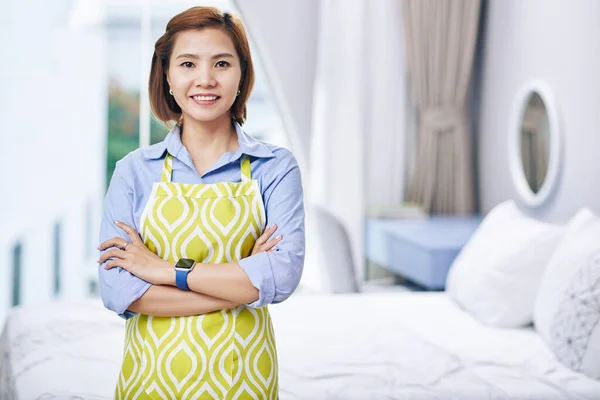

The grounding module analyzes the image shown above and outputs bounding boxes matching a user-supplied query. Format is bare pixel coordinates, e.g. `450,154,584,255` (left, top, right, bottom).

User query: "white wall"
478,0,600,222
0,0,107,322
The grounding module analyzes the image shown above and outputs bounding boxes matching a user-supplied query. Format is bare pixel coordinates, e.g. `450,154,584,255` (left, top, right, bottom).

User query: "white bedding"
0,301,123,399
270,292,600,400
1,292,599,399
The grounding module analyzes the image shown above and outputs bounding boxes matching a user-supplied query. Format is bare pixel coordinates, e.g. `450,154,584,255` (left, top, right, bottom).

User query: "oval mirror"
509,81,561,208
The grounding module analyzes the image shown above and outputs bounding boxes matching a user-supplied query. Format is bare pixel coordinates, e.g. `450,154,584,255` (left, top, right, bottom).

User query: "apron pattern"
115,154,278,400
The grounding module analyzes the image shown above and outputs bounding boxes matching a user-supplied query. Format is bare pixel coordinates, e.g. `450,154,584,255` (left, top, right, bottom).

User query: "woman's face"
167,28,242,125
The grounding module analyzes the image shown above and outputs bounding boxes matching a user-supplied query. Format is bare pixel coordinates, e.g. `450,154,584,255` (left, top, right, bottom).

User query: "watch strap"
175,266,192,291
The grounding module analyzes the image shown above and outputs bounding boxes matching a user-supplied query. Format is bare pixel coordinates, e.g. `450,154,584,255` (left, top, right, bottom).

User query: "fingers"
256,224,277,246
98,248,127,265
97,221,141,250
263,236,282,252
98,237,130,251
104,260,124,270
114,221,143,245
255,234,282,254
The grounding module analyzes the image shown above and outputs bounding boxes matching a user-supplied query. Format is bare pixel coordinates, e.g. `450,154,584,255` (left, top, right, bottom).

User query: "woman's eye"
181,61,194,68
215,61,230,68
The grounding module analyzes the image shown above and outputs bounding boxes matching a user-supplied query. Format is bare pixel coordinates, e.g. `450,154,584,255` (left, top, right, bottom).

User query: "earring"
169,88,173,96
236,90,241,97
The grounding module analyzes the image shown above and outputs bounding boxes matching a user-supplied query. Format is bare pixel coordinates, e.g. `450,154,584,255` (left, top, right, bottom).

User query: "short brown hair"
149,7,254,126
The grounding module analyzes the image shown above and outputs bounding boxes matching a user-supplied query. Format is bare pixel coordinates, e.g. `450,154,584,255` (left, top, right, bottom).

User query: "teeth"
193,95,218,101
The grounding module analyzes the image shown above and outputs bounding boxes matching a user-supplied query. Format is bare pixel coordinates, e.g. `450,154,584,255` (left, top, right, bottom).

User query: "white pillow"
446,200,563,328
534,208,600,379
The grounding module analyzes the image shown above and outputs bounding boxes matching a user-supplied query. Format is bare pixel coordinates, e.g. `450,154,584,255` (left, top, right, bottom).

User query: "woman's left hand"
98,221,174,286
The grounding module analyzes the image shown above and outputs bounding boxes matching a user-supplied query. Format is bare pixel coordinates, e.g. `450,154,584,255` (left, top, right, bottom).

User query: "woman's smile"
190,93,221,106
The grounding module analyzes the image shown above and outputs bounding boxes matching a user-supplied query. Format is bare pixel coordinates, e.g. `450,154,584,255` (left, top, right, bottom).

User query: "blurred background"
0,0,291,323
2,0,600,326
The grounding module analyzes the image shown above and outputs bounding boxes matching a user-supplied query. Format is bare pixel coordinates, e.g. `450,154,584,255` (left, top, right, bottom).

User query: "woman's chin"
184,111,230,124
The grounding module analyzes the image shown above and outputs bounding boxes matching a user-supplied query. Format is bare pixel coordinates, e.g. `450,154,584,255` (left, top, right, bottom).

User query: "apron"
115,153,278,400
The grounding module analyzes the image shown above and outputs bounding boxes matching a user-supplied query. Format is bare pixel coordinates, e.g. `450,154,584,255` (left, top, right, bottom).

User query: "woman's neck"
179,114,239,176
180,115,239,157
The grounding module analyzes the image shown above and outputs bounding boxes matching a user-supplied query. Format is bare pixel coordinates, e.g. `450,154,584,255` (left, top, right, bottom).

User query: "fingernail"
276,235,282,240
114,220,120,225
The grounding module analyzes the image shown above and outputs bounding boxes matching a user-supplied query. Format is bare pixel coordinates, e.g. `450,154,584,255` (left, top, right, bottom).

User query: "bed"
2,292,600,399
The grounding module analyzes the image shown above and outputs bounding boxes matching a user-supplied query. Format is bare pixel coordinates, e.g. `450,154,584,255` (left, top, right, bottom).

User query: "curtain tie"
421,104,467,132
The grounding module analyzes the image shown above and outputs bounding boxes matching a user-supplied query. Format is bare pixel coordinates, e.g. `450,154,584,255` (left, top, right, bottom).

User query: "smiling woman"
149,9,253,128
165,29,245,163
97,6,305,400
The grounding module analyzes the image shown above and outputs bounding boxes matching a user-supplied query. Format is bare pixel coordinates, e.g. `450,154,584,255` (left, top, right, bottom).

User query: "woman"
97,6,305,399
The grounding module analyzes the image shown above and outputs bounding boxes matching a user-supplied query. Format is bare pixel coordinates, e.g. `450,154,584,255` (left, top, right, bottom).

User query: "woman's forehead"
172,28,237,57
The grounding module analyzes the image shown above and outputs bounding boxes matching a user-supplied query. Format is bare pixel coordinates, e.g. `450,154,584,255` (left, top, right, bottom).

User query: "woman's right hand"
251,224,282,255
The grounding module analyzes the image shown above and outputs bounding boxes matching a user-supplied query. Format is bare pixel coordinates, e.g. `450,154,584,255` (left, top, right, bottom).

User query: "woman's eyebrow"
175,53,199,60
211,53,235,59
175,53,235,60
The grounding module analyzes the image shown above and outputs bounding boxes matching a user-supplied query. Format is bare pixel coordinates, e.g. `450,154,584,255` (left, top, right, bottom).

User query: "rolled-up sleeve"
98,157,151,319
238,149,305,308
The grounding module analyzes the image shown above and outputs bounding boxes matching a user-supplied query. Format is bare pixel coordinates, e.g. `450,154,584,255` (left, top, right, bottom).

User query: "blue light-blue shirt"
98,122,305,319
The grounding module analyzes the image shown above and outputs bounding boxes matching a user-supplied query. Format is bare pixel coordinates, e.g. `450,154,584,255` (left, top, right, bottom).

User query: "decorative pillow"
446,200,563,328
534,208,600,379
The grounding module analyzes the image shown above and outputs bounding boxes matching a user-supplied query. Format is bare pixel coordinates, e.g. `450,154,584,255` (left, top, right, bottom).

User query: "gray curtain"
402,0,481,214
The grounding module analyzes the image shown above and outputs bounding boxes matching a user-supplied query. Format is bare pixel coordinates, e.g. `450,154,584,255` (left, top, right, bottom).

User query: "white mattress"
269,292,600,400
1,293,599,399
0,300,124,399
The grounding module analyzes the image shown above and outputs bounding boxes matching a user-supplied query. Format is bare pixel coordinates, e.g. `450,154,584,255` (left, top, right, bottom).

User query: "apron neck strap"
240,155,252,182
161,153,251,183
161,153,174,183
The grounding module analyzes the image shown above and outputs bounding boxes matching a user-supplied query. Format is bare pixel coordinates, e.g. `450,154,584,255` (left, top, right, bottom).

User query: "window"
11,242,22,307
54,221,62,295
85,200,93,259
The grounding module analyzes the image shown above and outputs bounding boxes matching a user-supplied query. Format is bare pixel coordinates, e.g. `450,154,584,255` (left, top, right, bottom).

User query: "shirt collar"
141,121,275,160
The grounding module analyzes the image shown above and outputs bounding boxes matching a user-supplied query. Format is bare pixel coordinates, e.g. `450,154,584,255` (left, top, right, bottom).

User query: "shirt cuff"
238,252,276,308
113,278,152,319
120,310,138,320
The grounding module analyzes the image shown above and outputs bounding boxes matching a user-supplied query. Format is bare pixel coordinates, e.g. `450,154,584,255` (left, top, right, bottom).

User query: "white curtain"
233,0,320,173
365,0,409,208
304,0,409,291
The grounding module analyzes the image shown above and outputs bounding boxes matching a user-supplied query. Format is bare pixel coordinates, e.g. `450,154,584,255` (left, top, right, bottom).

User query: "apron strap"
240,155,252,182
162,153,250,183
161,153,173,183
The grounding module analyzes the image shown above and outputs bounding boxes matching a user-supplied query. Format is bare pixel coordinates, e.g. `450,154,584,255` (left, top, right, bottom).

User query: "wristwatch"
175,258,196,291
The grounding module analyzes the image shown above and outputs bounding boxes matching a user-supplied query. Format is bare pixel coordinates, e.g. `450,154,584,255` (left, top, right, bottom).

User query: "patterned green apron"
115,153,278,399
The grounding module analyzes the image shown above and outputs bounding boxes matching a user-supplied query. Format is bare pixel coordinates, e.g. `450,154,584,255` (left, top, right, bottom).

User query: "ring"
122,242,128,251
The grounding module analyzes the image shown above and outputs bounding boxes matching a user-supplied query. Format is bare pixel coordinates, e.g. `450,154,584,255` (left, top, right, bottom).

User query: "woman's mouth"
190,95,220,105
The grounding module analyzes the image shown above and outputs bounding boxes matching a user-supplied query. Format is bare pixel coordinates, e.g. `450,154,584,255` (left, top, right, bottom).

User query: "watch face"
176,258,196,269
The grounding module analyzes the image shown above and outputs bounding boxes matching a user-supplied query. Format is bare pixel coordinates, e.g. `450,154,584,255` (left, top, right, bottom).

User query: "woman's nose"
194,67,216,87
